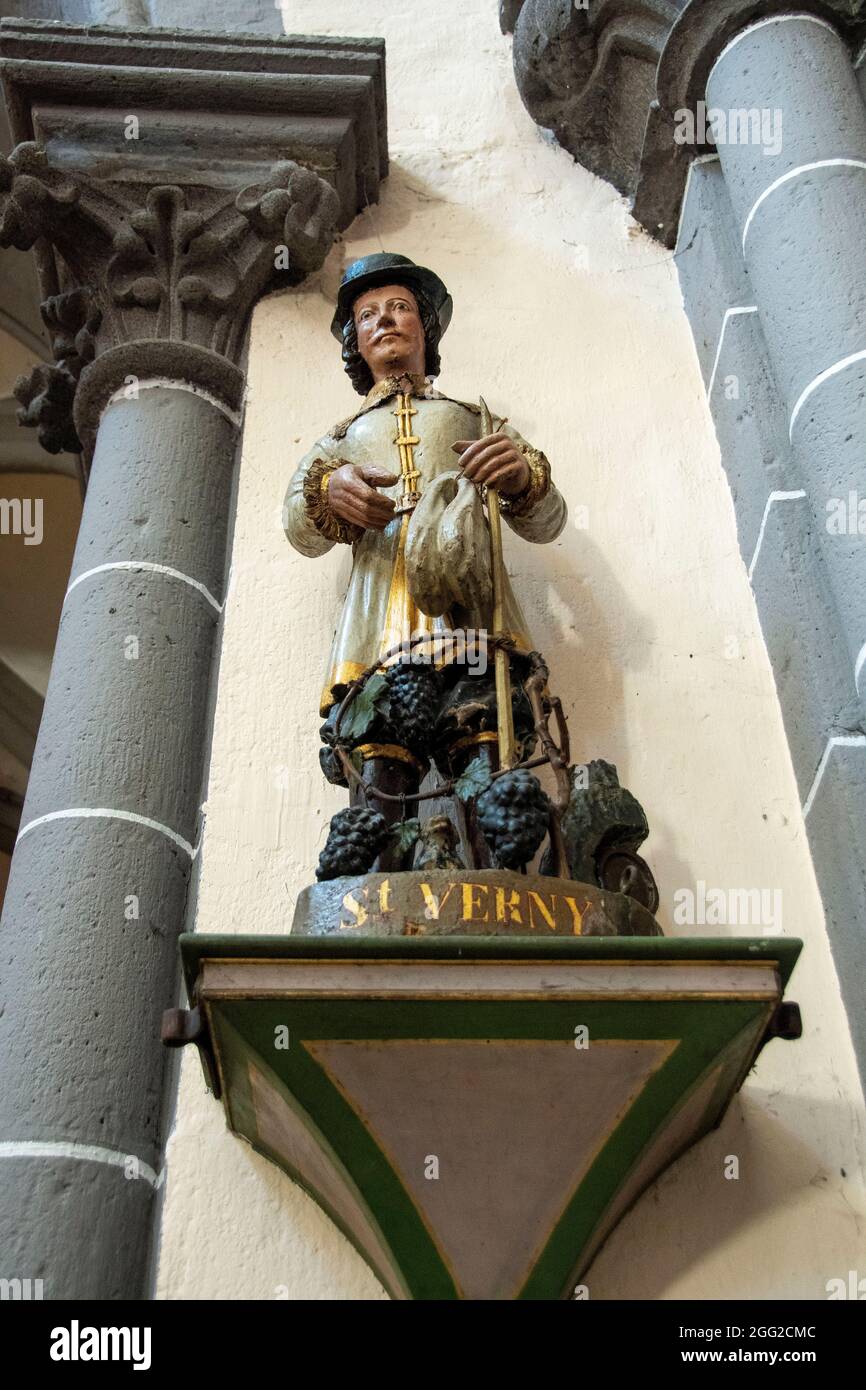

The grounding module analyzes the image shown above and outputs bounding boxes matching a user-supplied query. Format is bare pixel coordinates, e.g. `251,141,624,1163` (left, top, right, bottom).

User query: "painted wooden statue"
284,253,570,873
284,251,658,906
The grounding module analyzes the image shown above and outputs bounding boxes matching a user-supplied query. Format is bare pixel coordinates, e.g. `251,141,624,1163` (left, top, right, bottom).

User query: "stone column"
503,0,866,1091
0,352,243,1299
705,12,866,709
0,19,386,1298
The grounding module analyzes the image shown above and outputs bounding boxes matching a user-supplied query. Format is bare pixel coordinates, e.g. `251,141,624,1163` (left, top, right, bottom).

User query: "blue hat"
331,253,453,340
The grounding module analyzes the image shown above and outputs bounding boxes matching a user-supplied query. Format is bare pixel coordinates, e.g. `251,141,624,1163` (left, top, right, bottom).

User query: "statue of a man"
284,253,567,866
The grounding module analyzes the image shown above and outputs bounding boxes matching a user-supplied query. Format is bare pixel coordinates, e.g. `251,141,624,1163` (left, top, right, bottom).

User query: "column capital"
0,19,388,450
507,0,686,197
505,0,865,246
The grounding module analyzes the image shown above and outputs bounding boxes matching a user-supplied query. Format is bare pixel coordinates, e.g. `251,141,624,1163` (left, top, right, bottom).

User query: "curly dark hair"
340,284,443,395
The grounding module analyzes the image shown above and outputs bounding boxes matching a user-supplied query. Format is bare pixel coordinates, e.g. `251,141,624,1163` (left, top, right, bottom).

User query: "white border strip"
748,490,807,582
65,561,223,614
105,377,242,429
16,807,197,859
855,641,866,694
707,305,758,398
803,735,866,819
711,14,842,79
789,349,866,440
202,960,779,999
0,1140,163,1189
742,160,866,250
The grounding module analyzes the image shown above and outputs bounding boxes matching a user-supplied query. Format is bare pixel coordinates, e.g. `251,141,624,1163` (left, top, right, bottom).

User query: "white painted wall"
155,1,866,1300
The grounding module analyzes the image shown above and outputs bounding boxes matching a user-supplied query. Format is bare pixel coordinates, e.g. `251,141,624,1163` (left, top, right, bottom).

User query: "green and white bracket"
180,932,802,1301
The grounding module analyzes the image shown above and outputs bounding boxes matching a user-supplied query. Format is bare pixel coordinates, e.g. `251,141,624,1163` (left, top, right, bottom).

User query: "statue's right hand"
327,463,399,531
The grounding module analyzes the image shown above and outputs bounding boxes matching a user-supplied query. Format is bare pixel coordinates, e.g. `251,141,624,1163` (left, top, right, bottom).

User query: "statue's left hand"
452,433,530,496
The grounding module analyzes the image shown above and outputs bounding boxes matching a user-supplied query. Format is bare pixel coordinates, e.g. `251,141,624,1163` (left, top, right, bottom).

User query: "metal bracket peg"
762,1000,803,1045
161,1005,205,1047
160,1005,221,1098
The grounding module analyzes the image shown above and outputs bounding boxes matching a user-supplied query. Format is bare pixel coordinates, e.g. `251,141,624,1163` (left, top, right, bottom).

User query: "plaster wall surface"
0,333,81,694
0,470,80,692
155,1,866,1300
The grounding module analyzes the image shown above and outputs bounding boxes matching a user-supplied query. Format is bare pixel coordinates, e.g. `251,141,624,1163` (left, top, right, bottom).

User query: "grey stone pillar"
504,0,866,1093
706,13,866,712
0,19,386,1298
0,353,242,1299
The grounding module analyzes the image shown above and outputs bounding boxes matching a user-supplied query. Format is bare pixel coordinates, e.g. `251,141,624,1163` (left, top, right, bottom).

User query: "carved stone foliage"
0,144,78,250
0,145,339,466
0,19,387,362
0,19,386,463
499,0,528,33
506,0,866,245
0,145,340,367
13,363,78,456
509,0,685,200
13,288,100,456
108,186,242,328
236,162,341,276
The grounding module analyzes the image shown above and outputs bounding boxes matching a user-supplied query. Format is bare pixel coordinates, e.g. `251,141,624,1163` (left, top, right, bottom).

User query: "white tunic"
284,373,567,713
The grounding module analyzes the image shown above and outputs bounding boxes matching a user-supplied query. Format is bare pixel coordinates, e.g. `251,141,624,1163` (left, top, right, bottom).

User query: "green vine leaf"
455,753,493,803
389,818,421,858
340,673,390,742
349,748,365,776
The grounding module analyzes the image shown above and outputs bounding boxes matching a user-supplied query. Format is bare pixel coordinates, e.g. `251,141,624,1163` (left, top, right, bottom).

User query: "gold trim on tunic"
378,395,453,663
302,456,362,546
320,661,367,716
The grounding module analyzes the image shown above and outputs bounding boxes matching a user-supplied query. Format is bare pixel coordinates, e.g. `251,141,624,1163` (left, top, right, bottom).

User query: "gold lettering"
528,891,557,932
341,887,368,928
494,886,524,925
379,878,391,914
419,881,458,921
462,881,490,923
563,895,585,936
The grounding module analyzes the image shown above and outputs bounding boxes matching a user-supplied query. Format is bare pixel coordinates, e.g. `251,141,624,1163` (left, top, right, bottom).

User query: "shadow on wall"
586,1085,855,1299
518,527,701,926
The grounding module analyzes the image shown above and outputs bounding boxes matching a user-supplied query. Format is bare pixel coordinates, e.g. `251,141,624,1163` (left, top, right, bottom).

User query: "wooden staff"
479,396,516,770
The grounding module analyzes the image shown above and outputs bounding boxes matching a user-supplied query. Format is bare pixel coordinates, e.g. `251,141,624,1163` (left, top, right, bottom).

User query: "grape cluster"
385,663,440,754
316,806,389,881
319,743,348,788
477,769,550,869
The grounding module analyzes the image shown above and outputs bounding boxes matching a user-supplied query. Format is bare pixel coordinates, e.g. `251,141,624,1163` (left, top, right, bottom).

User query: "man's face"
353,282,426,381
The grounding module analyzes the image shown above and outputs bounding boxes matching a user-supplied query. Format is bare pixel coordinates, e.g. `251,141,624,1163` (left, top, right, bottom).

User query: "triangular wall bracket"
175,926,802,1300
